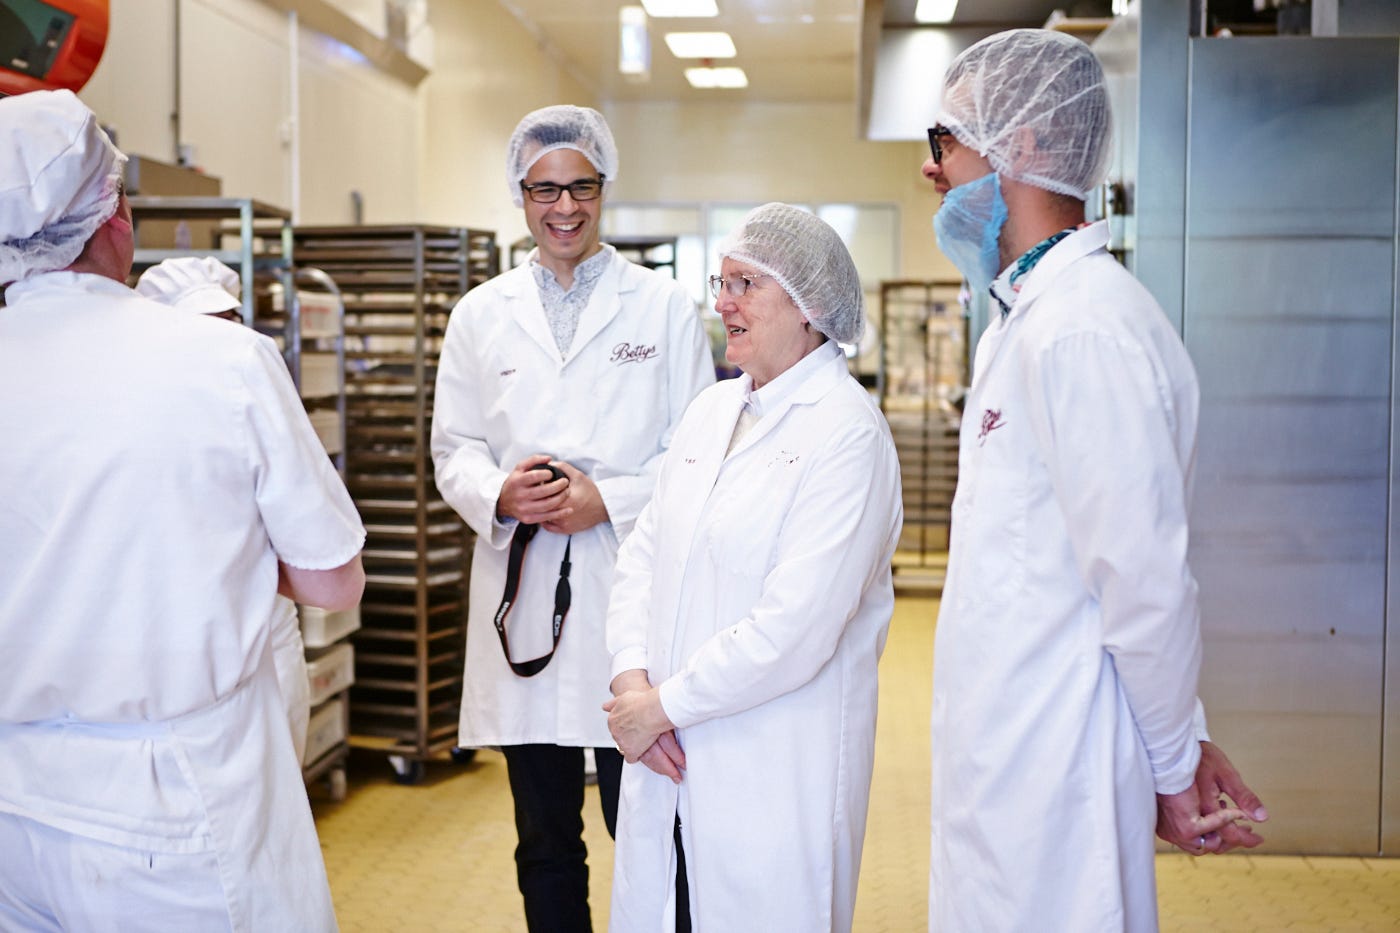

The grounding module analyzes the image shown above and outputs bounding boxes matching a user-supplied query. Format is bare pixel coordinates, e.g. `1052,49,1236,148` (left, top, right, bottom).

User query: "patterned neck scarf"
991,225,1081,319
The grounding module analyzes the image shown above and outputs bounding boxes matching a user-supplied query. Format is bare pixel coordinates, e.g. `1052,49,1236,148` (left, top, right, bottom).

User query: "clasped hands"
603,669,685,784
1155,741,1269,857
496,454,609,535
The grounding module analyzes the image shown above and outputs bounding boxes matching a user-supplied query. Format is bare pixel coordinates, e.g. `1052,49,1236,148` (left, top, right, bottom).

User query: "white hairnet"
718,202,865,345
0,89,127,284
505,105,618,207
938,29,1111,200
136,256,242,315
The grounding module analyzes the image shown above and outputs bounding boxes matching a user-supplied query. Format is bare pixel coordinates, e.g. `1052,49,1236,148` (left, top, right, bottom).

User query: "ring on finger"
1196,834,1207,851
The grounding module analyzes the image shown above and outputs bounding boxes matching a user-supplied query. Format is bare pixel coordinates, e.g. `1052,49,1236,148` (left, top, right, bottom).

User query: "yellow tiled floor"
311,596,1400,931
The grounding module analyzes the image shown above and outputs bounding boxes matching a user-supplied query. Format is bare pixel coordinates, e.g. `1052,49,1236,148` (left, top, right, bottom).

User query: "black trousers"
501,743,623,933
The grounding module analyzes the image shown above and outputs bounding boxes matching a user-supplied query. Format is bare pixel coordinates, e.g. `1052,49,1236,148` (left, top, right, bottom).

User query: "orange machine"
1,0,109,96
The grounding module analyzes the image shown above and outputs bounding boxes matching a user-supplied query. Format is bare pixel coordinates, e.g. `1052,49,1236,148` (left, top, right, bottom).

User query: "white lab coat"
432,247,714,747
0,272,365,931
929,223,1203,932
607,343,903,932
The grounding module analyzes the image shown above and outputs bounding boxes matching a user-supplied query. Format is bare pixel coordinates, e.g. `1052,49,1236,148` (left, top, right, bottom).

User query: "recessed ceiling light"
641,0,719,17
914,0,959,24
684,66,748,89
664,32,736,59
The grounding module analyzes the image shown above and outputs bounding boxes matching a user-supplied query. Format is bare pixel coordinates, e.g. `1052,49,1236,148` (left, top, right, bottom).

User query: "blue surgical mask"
933,172,1009,294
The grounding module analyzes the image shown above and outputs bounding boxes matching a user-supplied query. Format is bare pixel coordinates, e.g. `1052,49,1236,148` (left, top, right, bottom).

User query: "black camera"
532,463,566,484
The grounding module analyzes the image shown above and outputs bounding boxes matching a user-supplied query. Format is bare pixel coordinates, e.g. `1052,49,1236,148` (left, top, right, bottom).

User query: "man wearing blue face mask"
923,29,1268,933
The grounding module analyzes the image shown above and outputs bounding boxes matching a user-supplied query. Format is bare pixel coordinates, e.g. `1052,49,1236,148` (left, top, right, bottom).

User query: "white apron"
608,346,903,932
0,644,335,931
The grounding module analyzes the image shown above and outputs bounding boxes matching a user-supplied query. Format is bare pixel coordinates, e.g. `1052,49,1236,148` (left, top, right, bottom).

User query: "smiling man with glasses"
431,104,714,933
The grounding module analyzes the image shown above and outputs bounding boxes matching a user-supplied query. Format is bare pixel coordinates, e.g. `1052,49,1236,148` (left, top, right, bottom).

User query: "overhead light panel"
619,6,651,81
641,0,718,17
664,32,736,59
914,0,958,24
685,66,747,89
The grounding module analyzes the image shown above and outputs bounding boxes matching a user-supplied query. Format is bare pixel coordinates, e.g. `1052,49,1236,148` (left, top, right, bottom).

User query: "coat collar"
1005,220,1109,318
497,245,631,366
725,342,848,459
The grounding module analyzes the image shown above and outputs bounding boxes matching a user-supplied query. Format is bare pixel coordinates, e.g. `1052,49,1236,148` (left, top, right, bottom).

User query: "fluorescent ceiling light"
664,32,736,58
641,0,718,17
619,6,651,80
914,0,958,24
684,66,748,89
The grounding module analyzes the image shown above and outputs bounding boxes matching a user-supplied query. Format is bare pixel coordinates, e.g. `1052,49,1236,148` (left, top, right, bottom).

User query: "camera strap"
492,523,573,677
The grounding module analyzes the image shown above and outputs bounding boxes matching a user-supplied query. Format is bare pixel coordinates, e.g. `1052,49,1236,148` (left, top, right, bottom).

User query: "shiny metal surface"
1183,38,1398,855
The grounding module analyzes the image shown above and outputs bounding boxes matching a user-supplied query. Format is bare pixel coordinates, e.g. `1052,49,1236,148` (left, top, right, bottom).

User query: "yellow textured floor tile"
312,593,1400,932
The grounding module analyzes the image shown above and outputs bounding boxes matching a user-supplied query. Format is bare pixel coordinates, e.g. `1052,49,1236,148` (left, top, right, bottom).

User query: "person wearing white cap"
921,30,1268,932
137,256,313,765
602,203,903,932
431,104,714,932
0,90,365,931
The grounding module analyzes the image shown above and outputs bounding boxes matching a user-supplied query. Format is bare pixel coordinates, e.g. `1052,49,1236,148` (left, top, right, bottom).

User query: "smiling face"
521,148,604,286
714,258,825,389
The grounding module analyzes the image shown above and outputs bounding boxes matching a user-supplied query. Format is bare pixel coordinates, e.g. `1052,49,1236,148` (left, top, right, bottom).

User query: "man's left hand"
1156,741,1264,855
541,462,609,535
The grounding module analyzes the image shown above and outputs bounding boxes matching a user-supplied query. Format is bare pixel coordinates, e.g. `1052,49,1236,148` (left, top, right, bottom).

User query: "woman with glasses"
603,203,903,932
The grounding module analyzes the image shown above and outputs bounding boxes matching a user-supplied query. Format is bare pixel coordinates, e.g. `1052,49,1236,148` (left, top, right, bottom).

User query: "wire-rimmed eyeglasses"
708,273,770,300
927,125,954,165
520,176,605,204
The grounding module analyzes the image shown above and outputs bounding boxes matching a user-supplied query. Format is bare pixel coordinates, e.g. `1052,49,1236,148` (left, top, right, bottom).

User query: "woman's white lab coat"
929,223,1203,932
432,247,714,747
607,344,903,932
0,272,365,931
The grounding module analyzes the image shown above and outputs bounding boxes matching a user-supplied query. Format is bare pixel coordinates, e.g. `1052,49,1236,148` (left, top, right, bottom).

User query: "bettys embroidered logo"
978,408,1006,446
768,450,800,467
610,342,658,365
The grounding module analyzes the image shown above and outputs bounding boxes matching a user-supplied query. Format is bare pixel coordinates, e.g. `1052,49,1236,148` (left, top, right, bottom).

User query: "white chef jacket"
0,272,365,931
607,342,903,932
929,222,1203,932
432,247,714,747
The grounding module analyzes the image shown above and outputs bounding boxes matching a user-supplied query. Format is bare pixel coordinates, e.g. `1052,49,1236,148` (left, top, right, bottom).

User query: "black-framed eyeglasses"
520,176,605,204
928,125,954,165
707,273,770,300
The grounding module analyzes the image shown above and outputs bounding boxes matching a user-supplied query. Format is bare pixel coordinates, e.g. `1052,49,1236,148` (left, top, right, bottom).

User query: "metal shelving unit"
129,197,355,798
291,224,498,784
878,280,968,593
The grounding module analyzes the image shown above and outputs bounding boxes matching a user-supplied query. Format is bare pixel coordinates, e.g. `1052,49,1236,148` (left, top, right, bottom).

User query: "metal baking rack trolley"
291,224,498,784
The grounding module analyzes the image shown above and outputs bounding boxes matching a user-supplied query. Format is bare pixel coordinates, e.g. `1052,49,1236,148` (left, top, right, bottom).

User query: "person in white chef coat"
922,30,1268,933
0,90,365,932
431,104,714,932
603,202,903,933
137,255,313,764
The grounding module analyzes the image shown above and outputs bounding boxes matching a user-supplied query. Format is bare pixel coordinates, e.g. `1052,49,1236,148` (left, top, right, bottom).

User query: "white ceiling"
495,0,1071,105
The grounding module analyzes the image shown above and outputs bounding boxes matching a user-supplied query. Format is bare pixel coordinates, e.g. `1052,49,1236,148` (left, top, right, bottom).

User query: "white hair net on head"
505,105,619,208
0,89,127,284
719,202,865,345
938,28,1111,201
136,256,242,315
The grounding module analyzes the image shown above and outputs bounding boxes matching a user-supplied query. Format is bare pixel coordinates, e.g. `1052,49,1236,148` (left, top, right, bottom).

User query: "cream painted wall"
603,101,957,282
79,0,421,224
81,0,177,160
416,0,597,250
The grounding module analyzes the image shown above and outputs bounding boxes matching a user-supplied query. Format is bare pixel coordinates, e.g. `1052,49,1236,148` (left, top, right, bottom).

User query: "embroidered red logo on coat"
978,408,1005,446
